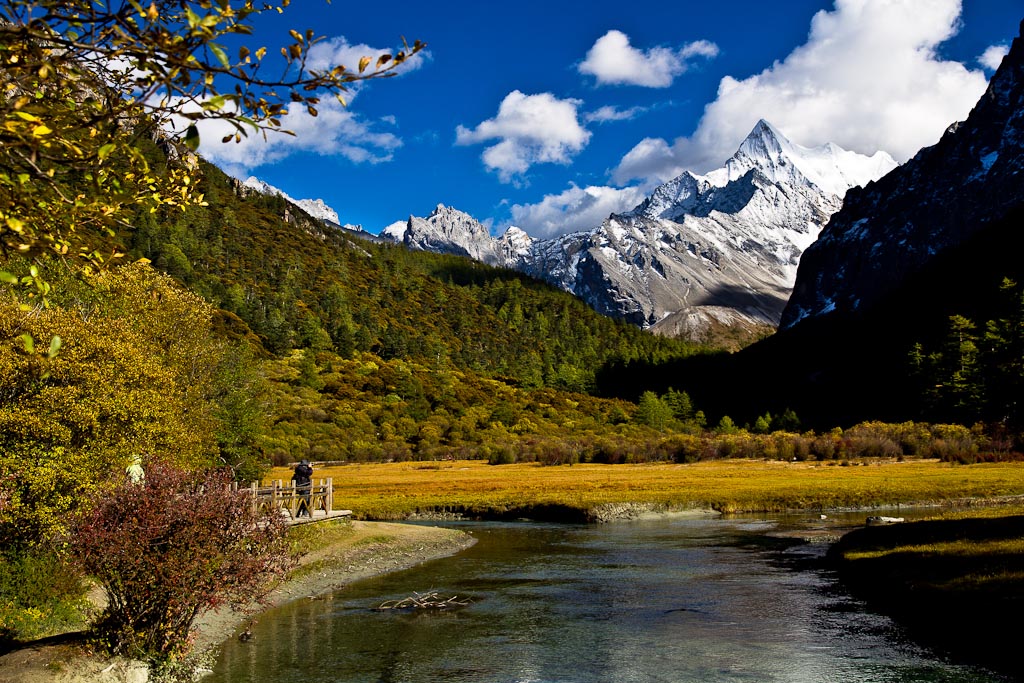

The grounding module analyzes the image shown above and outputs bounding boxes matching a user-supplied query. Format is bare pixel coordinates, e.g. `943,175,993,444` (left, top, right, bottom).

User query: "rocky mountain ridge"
382,121,895,343
241,176,342,225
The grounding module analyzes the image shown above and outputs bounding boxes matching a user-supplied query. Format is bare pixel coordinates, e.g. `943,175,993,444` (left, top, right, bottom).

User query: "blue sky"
194,0,1023,238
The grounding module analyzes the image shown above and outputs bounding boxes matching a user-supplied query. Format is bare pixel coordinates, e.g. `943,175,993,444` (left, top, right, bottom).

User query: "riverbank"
828,507,1024,681
0,520,475,683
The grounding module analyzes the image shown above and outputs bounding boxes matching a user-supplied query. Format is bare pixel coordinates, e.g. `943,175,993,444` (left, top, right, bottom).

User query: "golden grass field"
267,458,1024,520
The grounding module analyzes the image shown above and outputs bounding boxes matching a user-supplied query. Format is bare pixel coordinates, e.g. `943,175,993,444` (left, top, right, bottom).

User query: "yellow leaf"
358,56,371,73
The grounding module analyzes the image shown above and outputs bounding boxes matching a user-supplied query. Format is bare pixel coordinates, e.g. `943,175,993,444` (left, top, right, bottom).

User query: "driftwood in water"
375,591,472,611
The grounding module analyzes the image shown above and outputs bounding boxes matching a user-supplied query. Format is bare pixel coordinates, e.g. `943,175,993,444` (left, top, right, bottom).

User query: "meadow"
266,458,1024,521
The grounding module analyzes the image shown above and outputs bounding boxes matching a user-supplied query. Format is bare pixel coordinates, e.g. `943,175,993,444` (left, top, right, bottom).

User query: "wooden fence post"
326,477,334,514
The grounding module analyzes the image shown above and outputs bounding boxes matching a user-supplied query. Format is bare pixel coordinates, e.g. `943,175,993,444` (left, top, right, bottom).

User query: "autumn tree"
0,262,259,548
0,0,423,292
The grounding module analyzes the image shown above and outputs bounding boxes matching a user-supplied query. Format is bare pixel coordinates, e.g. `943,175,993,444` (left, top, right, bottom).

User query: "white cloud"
613,137,686,186
979,44,1010,71
613,0,990,184
172,98,402,177
148,34,425,176
455,91,591,183
584,105,647,124
578,30,719,88
509,184,647,238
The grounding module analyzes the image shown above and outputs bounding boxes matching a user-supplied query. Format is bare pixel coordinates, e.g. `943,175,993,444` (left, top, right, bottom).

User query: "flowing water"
208,513,1006,683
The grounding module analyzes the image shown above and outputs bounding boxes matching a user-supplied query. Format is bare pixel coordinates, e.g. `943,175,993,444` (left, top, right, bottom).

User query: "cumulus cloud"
584,105,647,124
509,184,647,238
150,34,427,177
455,91,591,183
979,44,1010,71
578,30,719,88
613,0,990,184
169,98,402,177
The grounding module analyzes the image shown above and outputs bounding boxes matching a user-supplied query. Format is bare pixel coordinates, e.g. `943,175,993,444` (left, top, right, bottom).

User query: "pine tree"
636,391,673,430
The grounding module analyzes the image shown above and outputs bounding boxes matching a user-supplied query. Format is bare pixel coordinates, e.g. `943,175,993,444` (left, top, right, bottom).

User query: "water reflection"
209,515,1006,683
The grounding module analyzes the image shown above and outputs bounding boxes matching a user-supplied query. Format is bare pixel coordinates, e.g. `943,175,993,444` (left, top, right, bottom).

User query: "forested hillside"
104,155,712,463
126,157,700,393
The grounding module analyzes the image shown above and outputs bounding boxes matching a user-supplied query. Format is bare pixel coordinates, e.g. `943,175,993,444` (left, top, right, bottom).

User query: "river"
208,513,1007,682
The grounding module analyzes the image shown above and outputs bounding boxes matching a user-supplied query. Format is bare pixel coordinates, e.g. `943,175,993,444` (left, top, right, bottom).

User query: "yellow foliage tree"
0,262,237,546
0,0,423,294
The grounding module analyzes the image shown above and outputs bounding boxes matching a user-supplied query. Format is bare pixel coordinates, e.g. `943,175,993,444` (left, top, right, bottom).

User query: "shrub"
0,548,87,643
810,435,837,460
71,462,292,663
485,444,516,465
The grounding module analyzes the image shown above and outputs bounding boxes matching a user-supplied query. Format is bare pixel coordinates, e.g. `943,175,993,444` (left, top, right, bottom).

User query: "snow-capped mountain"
386,204,506,265
241,176,341,225
782,20,1024,329
383,121,896,342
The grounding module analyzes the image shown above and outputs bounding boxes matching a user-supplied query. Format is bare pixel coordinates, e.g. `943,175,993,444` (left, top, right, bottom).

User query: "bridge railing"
233,478,334,519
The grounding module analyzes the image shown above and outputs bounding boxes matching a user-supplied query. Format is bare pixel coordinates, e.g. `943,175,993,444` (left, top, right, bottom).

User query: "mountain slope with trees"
125,157,702,394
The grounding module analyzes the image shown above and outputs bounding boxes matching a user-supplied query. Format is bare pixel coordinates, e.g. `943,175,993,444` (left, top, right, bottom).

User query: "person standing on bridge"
292,459,314,518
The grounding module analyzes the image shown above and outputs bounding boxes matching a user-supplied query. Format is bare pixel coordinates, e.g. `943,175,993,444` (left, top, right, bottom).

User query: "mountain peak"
240,175,341,224
737,119,789,158
725,121,896,196
398,204,503,265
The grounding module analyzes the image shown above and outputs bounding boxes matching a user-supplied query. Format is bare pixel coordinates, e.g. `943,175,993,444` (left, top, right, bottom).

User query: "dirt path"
0,520,475,683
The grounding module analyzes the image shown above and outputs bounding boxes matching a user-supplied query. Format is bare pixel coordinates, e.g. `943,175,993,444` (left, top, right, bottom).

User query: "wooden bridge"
234,478,351,524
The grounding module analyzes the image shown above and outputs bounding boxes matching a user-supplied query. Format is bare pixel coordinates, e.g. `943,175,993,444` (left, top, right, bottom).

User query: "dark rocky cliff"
782,19,1024,329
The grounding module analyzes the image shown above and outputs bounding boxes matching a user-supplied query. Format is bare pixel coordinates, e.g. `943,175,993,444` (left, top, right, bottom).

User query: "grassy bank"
828,507,1024,679
267,458,1024,520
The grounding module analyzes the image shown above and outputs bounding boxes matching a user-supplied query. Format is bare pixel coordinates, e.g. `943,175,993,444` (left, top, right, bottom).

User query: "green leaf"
205,94,228,111
209,43,230,69
48,335,62,359
98,143,116,161
18,333,34,354
0,271,17,285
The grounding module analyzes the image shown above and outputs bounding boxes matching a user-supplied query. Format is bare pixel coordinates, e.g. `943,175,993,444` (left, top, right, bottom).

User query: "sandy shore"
0,520,475,683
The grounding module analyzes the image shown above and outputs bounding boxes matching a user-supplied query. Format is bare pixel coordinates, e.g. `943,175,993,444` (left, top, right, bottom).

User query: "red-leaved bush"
71,462,292,661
